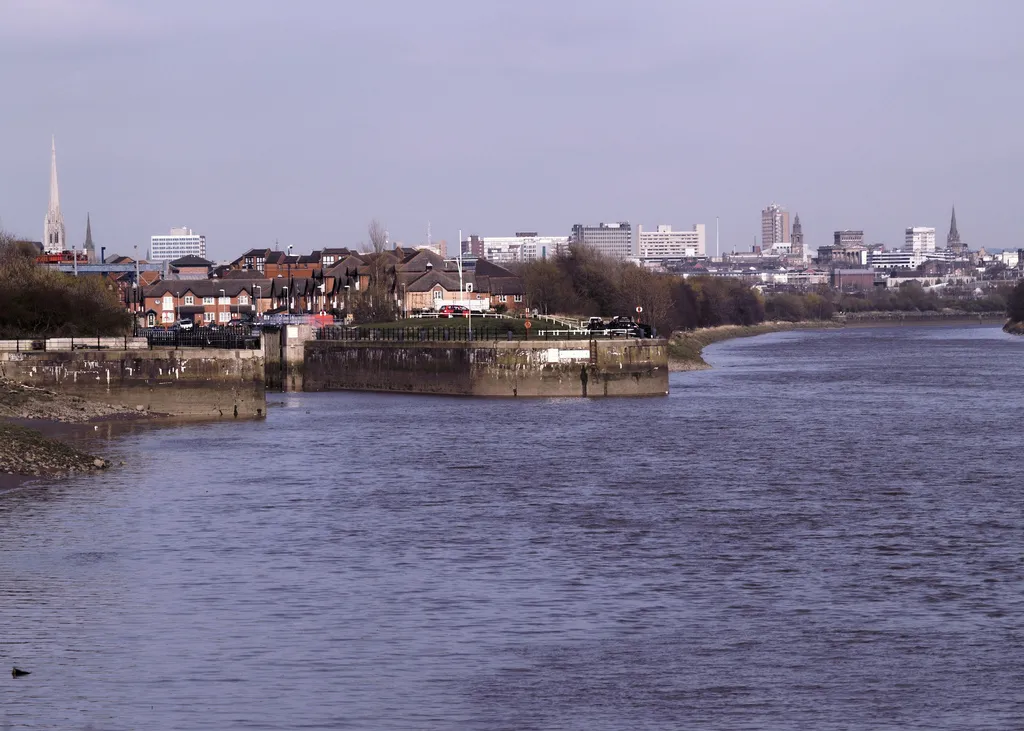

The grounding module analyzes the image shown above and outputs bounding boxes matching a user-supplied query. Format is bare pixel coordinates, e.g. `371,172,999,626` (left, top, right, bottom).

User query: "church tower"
84,213,96,263
43,136,66,254
791,213,804,260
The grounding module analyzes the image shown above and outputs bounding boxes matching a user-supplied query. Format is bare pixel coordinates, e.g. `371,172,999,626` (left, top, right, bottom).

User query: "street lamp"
219,288,226,327
282,286,290,314
287,244,294,280
254,285,262,319
344,284,350,321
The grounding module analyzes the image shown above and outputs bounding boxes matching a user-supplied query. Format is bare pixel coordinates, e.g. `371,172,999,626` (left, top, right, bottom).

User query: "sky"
0,0,1021,260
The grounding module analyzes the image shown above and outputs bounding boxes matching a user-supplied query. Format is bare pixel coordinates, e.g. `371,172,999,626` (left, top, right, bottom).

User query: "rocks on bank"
0,378,138,423
0,422,108,478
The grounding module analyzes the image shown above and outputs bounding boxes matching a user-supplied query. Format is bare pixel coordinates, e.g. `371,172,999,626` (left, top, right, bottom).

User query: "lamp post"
255,285,262,319
344,284,350,321
282,286,289,314
219,288,226,327
287,244,293,281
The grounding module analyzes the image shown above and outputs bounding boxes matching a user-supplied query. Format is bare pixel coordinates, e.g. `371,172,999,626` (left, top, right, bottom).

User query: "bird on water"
12,667,30,678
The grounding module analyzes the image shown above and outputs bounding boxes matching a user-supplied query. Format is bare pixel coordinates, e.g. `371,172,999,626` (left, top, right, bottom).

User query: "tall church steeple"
43,135,66,254
946,205,961,249
84,213,95,263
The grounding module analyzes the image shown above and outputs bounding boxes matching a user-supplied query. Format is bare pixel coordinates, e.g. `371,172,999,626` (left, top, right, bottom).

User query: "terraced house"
141,280,273,326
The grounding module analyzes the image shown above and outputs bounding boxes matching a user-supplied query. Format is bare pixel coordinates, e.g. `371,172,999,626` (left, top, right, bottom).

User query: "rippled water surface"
2,324,1023,730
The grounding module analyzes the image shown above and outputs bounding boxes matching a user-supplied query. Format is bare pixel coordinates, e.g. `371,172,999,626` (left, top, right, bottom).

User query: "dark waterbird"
11,667,30,678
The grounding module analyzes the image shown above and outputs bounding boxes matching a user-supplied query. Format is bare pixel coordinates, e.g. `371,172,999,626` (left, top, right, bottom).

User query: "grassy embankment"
667,321,839,372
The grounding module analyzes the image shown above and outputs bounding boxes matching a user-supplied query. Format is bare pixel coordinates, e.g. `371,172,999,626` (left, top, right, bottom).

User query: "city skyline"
1,1,1020,259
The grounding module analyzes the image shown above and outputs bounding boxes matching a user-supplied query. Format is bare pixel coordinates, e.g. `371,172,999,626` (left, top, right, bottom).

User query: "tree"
1007,282,1024,322
356,219,398,323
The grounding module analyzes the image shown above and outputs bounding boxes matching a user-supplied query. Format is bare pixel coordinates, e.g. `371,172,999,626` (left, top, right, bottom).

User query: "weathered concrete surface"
303,339,669,397
0,348,266,419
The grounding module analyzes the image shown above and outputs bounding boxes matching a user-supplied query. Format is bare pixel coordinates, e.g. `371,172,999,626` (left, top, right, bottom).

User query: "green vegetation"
0,231,132,338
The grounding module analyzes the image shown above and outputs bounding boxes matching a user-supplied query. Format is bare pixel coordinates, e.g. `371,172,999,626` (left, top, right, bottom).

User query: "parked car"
438,304,469,317
173,319,194,331
586,316,605,330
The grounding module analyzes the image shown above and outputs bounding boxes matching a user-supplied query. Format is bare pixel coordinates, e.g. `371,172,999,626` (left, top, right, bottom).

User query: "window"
432,289,443,300
203,297,214,305
238,295,249,305
161,312,173,323
514,295,523,303
218,296,230,305
162,295,173,309
204,312,215,322
219,311,230,323
465,283,473,293
184,295,194,306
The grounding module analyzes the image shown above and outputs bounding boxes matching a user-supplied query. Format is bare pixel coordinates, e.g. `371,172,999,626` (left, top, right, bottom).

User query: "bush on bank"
0,233,132,338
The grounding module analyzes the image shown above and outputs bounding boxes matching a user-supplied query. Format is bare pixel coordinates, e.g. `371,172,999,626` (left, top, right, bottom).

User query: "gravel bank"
0,378,139,423
0,421,108,479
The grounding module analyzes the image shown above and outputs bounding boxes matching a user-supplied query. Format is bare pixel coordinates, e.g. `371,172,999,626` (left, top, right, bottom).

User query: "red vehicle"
437,305,469,317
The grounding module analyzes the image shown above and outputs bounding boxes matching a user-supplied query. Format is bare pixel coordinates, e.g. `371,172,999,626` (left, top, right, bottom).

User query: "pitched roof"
169,255,213,268
143,279,272,298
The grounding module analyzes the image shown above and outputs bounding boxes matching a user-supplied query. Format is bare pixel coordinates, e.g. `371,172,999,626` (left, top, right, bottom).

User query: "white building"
637,224,706,259
150,227,207,262
868,250,921,269
479,233,567,264
905,227,936,254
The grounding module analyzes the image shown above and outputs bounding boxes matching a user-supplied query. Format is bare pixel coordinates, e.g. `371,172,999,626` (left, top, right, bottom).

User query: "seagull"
11,667,30,678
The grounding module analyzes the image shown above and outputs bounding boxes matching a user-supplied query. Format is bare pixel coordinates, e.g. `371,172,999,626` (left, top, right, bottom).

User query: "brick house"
142,280,273,326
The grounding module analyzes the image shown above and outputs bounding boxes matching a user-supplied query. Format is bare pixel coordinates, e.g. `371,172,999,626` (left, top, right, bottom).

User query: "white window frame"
218,311,230,323
514,294,523,303
218,296,230,305
432,289,444,301
203,312,215,322
183,295,195,306
203,296,214,305
162,295,173,309
161,312,173,323
238,294,249,305
465,283,473,293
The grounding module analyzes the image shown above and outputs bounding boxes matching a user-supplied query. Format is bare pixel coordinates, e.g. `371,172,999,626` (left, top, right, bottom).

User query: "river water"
1,324,1022,730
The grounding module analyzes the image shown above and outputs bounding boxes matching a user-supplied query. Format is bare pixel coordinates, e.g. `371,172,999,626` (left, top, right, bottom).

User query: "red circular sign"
524,321,532,329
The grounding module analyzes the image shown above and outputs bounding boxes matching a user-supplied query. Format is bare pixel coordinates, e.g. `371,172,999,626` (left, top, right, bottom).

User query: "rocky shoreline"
667,321,837,371
0,378,137,483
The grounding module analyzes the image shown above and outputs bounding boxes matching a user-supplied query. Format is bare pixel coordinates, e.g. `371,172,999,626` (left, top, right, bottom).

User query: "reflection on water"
1,324,1022,730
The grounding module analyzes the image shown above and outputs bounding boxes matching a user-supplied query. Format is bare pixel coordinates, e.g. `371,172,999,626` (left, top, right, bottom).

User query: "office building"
43,136,66,254
834,230,865,248
470,233,567,264
150,227,207,262
905,227,936,255
761,204,790,249
570,222,633,259
637,224,706,259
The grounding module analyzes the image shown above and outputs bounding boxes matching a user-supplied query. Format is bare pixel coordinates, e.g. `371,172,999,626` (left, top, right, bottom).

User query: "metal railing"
314,326,651,342
136,327,262,350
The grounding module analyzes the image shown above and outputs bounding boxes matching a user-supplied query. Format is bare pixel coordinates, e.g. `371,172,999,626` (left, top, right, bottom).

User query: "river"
2,324,1022,730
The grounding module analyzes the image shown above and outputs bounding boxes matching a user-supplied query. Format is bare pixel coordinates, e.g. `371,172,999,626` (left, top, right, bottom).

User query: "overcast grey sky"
1,0,1021,260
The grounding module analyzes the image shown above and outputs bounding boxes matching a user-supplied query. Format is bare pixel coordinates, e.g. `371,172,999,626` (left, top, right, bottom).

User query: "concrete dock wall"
0,347,266,419
303,339,669,397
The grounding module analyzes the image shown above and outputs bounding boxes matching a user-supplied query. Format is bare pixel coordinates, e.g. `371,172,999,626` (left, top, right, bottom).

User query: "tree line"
515,245,1013,334
0,232,131,338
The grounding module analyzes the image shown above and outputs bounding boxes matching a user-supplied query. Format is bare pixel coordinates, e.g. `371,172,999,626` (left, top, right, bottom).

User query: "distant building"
761,204,790,249
868,250,920,269
946,206,968,253
466,232,568,264
905,227,936,255
791,214,805,260
832,269,878,290
150,227,207,262
168,255,214,280
83,213,96,263
818,244,867,267
570,222,633,259
637,224,706,259
834,230,865,247
43,137,66,254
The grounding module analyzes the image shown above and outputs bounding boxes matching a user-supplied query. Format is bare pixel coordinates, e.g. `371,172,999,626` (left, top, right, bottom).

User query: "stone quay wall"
0,346,266,419
302,338,669,397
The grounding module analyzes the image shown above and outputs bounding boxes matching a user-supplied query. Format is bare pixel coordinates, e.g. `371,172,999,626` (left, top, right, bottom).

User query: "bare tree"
353,219,398,323
368,219,388,254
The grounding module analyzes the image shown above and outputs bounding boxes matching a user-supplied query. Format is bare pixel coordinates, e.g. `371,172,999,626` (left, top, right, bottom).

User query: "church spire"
43,135,66,254
84,213,96,263
947,205,961,248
